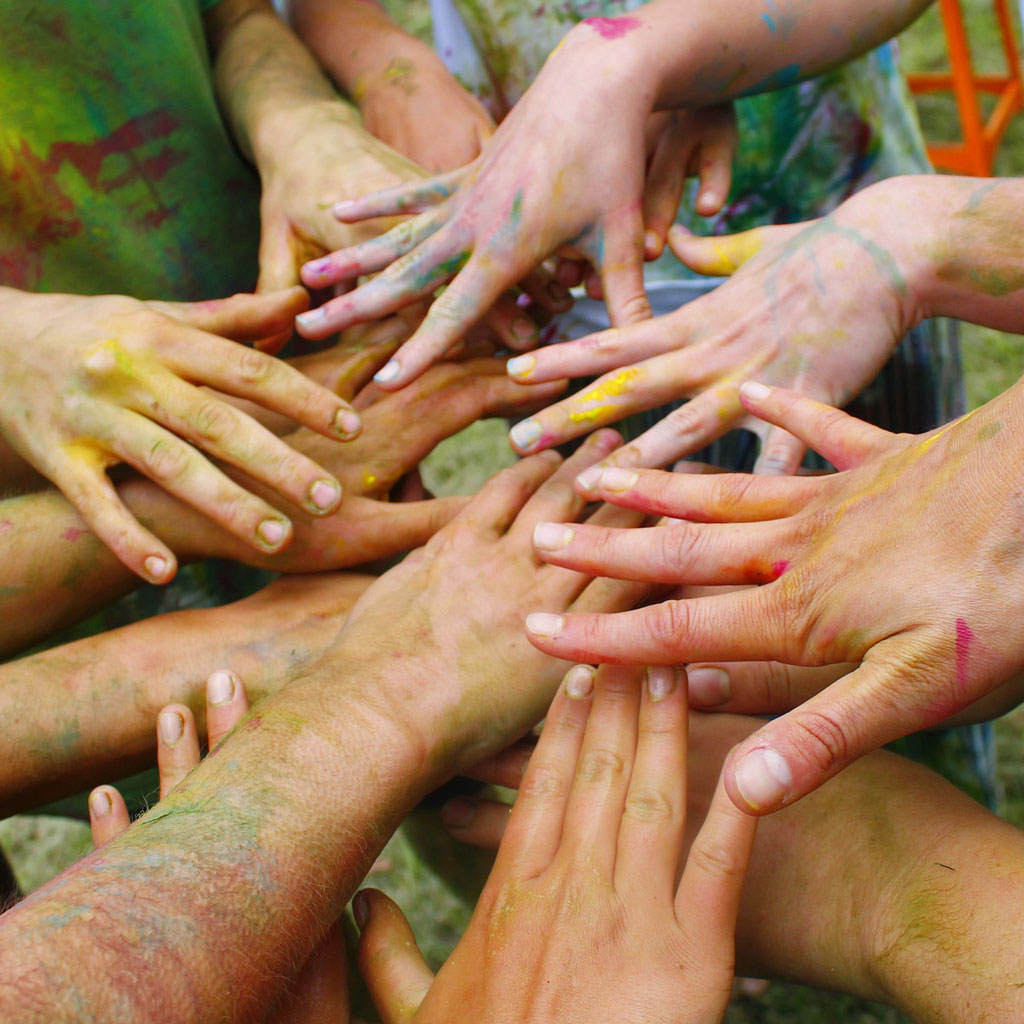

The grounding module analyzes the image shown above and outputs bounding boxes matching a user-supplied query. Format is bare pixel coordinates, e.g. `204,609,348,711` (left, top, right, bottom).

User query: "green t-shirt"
0,0,260,300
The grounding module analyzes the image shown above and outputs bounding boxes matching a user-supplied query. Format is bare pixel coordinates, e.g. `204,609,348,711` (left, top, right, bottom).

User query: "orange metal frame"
906,0,1023,175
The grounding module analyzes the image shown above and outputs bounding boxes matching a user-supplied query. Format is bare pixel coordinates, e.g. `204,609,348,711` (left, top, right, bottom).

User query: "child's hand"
354,663,757,1024
0,287,363,583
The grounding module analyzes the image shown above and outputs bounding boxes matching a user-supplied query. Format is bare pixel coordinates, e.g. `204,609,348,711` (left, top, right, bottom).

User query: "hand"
293,18,665,386
504,179,917,476
0,287,363,583
354,663,756,1024
523,381,1024,814
88,670,350,1024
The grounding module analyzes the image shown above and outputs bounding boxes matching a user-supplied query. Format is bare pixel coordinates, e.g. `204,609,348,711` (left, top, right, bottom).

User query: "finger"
481,292,541,353
554,257,587,289
687,661,855,713
88,785,131,846
614,666,688,895
159,287,310,342
463,740,535,789
518,267,574,315
643,132,690,259
509,429,623,542
441,795,512,850
738,382,894,471
524,586,786,666
675,767,757,947
723,654,936,814
532,518,791,585
491,665,595,879
205,669,250,749
301,207,448,289
597,205,651,327
575,465,824,522
332,169,466,221
157,705,201,799
158,329,363,441
54,452,177,584
752,425,808,477
275,922,349,1024
693,111,737,217
256,217,302,293
355,889,434,1024
556,663,643,879
449,452,562,536
667,223,797,277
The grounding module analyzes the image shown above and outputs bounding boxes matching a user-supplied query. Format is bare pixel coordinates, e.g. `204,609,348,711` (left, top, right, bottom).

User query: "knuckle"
188,399,238,443
575,747,626,785
235,346,272,385
519,765,568,801
623,788,676,824
647,599,691,650
690,834,747,881
790,708,852,776
660,523,702,573
615,292,652,324
142,438,192,483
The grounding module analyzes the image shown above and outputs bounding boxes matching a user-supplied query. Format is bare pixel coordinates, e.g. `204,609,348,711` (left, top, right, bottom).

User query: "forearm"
0,574,369,815
692,714,1024,1021
0,661,435,1023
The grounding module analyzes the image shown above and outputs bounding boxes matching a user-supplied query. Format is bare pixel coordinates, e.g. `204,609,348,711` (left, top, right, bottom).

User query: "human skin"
507,175,1024,476
0,357,560,656
356,663,757,1024
0,443,647,1023
525,379,1024,815
442,711,1024,1023
289,0,934,388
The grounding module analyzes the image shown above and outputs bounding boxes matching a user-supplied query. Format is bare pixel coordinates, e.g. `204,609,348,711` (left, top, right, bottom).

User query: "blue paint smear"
740,63,802,97
761,12,777,31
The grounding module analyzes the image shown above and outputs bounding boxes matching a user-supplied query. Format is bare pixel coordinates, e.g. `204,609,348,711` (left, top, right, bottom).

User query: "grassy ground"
3,4,1024,1021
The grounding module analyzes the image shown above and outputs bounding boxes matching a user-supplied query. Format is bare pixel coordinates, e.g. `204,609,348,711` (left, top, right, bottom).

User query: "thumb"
355,889,434,1024
257,215,302,294
667,222,801,277
596,205,652,327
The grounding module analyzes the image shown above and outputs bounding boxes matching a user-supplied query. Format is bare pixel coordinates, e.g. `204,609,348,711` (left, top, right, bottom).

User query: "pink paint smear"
584,16,642,39
955,617,974,690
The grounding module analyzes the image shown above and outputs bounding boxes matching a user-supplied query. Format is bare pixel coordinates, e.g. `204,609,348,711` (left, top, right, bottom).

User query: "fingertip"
726,743,793,815
644,229,664,260
89,786,115,820
207,669,239,708
739,380,772,405
143,551,177,585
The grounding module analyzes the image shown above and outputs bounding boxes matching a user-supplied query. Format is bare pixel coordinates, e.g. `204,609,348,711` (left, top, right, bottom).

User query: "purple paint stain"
583,16,642,39
955,617,974,690
62,526,86,542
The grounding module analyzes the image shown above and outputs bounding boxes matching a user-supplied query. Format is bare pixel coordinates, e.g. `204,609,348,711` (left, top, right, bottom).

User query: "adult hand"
0,286,362,583
524,382,1024,813
88,670,351,1024
355,663,756,1024
504,179,917,476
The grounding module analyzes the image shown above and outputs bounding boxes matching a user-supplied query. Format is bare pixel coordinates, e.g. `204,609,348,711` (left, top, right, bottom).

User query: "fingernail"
441,797,476,828
575,465,603,493
352,892,369,930
533,522,574,551
159,710,184,746
646,665,678,701
599,467,638,492
144,554,170,581
547,281,570,303
89,788,112,818
734,747,792,811
374,359,401,384
699,189,717,207
525,612,565,639
308,479,341,512
207,670,236,707
509,418,541,451
304,257,332,277
512,316,536,340
332,199,355,217
644,230,661,255
507,354,536,379
564,664,595,699
295,308,326,329
740,381,771,402
334,408,362,439
687,666,731,707
257,518,289,549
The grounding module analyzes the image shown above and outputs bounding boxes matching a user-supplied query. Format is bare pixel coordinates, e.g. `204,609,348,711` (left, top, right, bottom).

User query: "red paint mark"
583,16,642,39
772,559,790,577
0,520,12,535
62,527,86,542
955,617,974,690
245,713,263,732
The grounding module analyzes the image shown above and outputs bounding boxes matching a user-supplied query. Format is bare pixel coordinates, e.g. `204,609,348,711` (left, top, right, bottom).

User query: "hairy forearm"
0,660,433,1023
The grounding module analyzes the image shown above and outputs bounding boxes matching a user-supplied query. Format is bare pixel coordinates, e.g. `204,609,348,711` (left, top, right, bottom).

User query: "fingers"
692,105,737,216
54,452,177,583
687,660,855,714
642,123,690,260
442,795,511,850
332,169,466,221
738,382,894,471
156,705,201,799
345,496,469,561
355,888,434,1024
479,292,541,353
525,586,786,666
596,205,652,328
462,740,535,788
449,452,562,536
751,425,807,477
88,785,131,846
556,663,643,879
489,665,595,879
162,287,310,342
532,517,789,585
574,465,821,521
722,653,933,814
614,666,688,896
674,767,757,948
205,669,250,749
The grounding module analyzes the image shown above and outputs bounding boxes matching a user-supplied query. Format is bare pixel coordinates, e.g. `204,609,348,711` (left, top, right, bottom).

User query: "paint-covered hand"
293,16,664,386
505,178,918,475
355,663,756,1024
88,670,351,1024
524,382,1024,814
0,286,363,584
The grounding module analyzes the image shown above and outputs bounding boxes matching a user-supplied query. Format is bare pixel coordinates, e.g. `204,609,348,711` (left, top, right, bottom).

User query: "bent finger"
88,786,131,846
157,704,201,798
687,660,855,713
